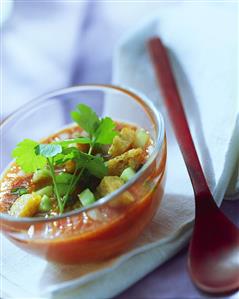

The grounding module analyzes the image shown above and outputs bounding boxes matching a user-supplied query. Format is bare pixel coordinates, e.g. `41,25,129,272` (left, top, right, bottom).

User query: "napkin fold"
1,4,238,299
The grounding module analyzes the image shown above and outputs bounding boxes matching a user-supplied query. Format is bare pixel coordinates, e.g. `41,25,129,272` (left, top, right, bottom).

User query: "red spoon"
148,37,239,294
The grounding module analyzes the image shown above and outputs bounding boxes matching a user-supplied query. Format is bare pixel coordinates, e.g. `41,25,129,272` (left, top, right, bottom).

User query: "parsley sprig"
11,104,117,214
71,104,118,153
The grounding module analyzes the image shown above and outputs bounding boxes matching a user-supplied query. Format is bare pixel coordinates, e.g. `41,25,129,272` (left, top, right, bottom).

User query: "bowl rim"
0,84,165,223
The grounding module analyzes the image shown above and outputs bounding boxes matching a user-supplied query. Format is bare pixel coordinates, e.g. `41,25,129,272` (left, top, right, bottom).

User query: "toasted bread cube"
108,128,135,157
9,193,41,217
109,191,135,207
97,176,135,207
97,176,124,197
108,136,129,157
76,143,89,153
65,160,76,173
32,169,51,184
107,148,145,176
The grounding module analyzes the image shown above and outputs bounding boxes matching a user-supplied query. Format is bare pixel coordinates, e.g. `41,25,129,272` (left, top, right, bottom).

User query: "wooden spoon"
148,37,239,294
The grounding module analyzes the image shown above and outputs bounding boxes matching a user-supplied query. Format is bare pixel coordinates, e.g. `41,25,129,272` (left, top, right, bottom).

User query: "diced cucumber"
36,185,53,197
39,195,52,212
32,169,51,183
120,167,136,182
55,172,73,184
78,188,96,207
134,129,149,148
87,209,104,221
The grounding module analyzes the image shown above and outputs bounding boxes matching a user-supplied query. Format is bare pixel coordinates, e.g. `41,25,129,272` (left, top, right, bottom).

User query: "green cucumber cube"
78,188,96,206
135,129,149,148
39,195,52,212
120,167,136,182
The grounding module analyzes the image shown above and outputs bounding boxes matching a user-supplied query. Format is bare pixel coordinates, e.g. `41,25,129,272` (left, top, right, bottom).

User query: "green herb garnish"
35,144,62,157
12,139,46,173
11,187,28,196
94,117,118,145
55,137,91,147
71,103,118,153
11,104,117,214
71,104,100,137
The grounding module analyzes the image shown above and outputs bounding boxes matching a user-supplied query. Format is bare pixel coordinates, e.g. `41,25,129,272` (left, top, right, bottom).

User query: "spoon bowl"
189,193,239,293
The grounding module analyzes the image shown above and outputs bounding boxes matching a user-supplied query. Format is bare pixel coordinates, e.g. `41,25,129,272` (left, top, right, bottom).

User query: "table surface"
116,199,239,299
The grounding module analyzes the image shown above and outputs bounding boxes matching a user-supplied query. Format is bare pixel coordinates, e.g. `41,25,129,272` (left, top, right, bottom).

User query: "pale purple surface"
117,200,239,299
2,2,239,298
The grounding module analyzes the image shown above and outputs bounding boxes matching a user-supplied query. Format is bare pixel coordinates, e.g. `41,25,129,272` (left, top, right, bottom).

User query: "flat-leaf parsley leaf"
12,139,47,173
94,117,117,145
35,144,62,158
71,104,100,137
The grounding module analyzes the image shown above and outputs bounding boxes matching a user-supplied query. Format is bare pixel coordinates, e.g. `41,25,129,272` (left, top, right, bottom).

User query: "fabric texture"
1,3,238,299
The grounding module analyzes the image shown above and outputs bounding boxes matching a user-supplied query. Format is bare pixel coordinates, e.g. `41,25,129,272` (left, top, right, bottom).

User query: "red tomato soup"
0,122,166,263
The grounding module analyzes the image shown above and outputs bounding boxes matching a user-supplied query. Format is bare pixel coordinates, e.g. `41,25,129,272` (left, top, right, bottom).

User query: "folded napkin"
1,4,238,299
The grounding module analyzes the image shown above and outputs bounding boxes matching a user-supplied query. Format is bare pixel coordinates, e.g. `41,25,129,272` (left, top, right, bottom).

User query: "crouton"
107,148,145,176
96,176,135,207
109,192,135,207
107,148,146,176
65,160,76,173
108,128,135,157
9,193,41,217
97,176,124,197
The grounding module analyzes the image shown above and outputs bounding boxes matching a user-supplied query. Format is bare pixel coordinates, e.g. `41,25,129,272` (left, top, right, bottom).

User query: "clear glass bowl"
0,85,166,264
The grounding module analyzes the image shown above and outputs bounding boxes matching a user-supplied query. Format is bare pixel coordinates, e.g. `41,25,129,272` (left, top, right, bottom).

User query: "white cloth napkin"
111,5,239,203
1,4,239,299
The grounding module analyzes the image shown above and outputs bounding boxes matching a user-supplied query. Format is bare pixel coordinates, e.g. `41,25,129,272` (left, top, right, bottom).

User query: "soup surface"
0,104,152,218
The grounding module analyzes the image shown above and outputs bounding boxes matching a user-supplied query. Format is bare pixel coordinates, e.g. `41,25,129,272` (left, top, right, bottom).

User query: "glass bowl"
0,84,166,264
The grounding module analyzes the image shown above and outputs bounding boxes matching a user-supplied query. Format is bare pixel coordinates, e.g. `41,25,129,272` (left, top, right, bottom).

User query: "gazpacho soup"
0,103,166,263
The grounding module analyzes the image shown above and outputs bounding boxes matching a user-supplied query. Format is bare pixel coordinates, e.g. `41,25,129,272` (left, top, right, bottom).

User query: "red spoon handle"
148,37,210,197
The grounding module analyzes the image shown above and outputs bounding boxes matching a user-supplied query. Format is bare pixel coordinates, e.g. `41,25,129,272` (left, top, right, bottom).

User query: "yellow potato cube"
9,193,42,217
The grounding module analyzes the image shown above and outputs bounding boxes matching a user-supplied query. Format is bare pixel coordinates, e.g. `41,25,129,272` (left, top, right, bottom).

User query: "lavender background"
2,1,239,298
